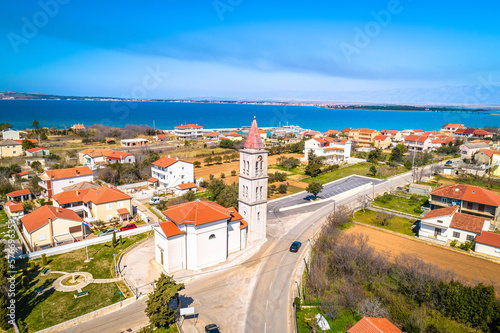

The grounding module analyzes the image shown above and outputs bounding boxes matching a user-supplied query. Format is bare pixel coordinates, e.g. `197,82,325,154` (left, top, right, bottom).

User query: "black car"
289,241,302,252
205,324,220,333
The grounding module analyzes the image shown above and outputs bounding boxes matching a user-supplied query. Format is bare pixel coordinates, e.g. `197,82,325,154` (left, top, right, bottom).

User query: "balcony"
38,181,48,190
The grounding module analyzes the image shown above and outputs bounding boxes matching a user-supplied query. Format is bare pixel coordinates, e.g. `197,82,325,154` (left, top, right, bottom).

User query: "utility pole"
411,150,416,183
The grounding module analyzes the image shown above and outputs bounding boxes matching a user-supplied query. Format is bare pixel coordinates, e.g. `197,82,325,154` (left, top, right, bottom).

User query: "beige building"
372,135,392,149
0,139,23,158
20,205,84,251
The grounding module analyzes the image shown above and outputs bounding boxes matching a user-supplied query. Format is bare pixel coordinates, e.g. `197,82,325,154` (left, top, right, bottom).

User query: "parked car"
446,160,453,165
97,228,119,237
120,223,137,232
149,196,160,205
289,241,302,252
205,324,220,333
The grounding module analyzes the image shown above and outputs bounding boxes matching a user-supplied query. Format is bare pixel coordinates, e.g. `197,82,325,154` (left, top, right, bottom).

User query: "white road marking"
265,322,267,333
266,300,269,310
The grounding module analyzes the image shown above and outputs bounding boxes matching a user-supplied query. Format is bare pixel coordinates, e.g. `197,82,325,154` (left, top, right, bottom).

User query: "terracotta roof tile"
159,220,183,238
21,205,82,233
163,200,242,226
424,205,459,219
175,124,202,129
52,189,90,205
83,187,131,205
152,157,191,168
177,182,197,190
43,166,93,180
450,212,487,234
244,117,265,149
26,147,49,153
349,317,402,333
373,135,389,141
431,184,500,207
117,208,130,215
7,189,31,197
5,200,23,212
475,231,500,248
148,177,158,183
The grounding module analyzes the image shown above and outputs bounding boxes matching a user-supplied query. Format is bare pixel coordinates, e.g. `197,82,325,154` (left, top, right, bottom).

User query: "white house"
39,166,95,198
259,129,268,141
154,200,248,272
419,205,490,243
174,182,197,196
2,128,21,140
150,156,194,190
121,138,149,147
404,135,432,152
26,147,50,157
79,148,135,170
304,137,351,164
174,124,204,141
475,231,500,258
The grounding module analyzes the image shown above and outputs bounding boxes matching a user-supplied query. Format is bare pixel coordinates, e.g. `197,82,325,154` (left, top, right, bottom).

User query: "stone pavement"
52,271,123,292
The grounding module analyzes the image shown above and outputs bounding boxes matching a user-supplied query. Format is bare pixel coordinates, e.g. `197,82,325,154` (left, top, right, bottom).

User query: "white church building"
153,117,268,273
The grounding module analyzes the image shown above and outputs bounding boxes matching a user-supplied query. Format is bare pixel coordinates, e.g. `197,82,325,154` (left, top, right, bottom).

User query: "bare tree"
357,297,388,318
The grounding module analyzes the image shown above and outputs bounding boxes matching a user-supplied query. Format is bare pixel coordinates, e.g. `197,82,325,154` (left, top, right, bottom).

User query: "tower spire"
244,116,265,149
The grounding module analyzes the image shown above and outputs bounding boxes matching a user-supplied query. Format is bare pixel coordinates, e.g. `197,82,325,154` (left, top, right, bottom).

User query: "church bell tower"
238,117,268,243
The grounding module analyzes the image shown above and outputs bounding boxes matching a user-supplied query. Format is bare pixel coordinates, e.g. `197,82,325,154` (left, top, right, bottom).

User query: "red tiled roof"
107,151,132,160
349,317,402,333
475,231,500,248
424,205,460,219
52,189,90,205
21,205,82,233
442,123,463,128
11,171,29,178
412,129,424,132
324,147,345,151
7,189,31,197
454,128,466,134
83,187,131,205
341,128,351,133
359,128,377,134
156,134,167,138
5,200,23,212
159,220,183,238
431,184,500,206
175,124,202,129
163,200,242,226
405,135,429,142
373,135,389,141
177,182,197,190
240,220,248,229
478,149,494,157
147,177,158,183
26,147,49,153
43,166,93,180
117,208,130,215
450,212,487,234
473,129,492,136
14,139,38,144
152,157,191,168
206,131,220,137
244,117,265,149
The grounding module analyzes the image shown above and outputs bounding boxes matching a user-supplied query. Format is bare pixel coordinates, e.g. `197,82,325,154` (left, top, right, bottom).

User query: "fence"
14,224,156,260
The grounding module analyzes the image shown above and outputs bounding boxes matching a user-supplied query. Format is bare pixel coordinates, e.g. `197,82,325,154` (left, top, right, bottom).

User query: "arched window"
256,187,259,198
260,186,263,199
209,234,216,240
257,212,260,220
246,161,250,175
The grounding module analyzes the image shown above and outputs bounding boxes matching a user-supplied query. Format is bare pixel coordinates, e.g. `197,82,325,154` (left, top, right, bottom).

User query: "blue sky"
1,1,500,104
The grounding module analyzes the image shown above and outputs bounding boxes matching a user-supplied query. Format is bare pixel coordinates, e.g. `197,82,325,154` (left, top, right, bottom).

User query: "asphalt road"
245,163,442,333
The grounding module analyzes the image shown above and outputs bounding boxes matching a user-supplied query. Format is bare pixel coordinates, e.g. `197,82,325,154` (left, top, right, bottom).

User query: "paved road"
245,162,442,333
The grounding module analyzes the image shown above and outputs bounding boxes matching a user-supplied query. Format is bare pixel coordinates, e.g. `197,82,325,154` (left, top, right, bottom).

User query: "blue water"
0,100,498,132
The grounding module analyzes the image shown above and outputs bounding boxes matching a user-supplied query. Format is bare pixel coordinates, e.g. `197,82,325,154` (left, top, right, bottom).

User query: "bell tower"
239,117,268,243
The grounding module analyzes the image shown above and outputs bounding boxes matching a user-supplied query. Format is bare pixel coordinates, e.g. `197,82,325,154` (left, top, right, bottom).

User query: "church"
153,117,268,273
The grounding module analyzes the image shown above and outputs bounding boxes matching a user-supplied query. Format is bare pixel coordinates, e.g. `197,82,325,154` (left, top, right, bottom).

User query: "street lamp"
113,253,117,277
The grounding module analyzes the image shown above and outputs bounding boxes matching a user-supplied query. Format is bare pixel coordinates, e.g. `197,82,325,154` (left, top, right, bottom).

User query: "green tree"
145,273,185,328
21,139,35,150
282,157,300,171
182,190,196,202
278,184,288,194
29,261,35,271
216,183,239,208
231,170,237,176
370,165,377,176
204,156,213,166
41,253,47,266
31,120,40,129
306,181,324,199
220,172,225,178
112,231,116,248
214,156,223,164
368,148,382,162
208,179,226,201
193,161,201,168
30,161,43,173
390,144,407,163
219,139,234,149
0,243,9,330
305,150,322,177
0,123,12,131
224,155,232,163
21,275,29,290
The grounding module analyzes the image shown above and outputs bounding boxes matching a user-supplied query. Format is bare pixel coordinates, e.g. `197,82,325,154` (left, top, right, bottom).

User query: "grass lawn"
0,223,17,240
143,325,179,332
373,193,427,216
0,209,8,223
301,163,406,185
297,307,357,333
353,209,417,236
24,233,147,279
269,184,304,200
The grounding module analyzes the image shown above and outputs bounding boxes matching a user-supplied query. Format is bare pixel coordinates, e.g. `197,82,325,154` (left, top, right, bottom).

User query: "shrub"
231,170,236,176
209,174,214,180
220,173,225,179
294,296,301,310
199,180,209,188
277,184,288,194
413,207,424,214
41,253,47,266
29,261,35,271
458,240,473,252
450,239,458,248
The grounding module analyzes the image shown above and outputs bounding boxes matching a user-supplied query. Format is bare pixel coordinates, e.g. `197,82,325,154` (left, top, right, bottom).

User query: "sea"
1,100,499,132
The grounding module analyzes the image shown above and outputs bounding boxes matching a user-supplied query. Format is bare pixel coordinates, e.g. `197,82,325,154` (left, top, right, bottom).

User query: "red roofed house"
79,148,135,170
348,128,380,147
430,136,455,151
222,132,244,141
372,135,392,149
475,231,500,258
472,129,493,139
323,129,339,137
420,205,490,243
6,189,32,202
39,166,95,199
440,123,466,134
71,124,85,131
348,317,402,333
20,205,85,251
174,182,197,196
304,137,351,164
151,156,194,191
52,186,133,223
404,135,432,152
25,147,50,157
153,134,168,141
430,184,500,221
205,131,222,140
10,171,31,182
4,200,24,219
174,124,203,141
154,200,248,272
258,129,268,141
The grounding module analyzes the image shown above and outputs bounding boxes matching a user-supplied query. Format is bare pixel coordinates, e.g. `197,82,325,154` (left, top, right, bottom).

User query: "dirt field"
346,224,500,286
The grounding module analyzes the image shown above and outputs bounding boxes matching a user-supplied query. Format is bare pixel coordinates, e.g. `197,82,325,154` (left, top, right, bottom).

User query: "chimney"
168,155,171,158
176,157,179,161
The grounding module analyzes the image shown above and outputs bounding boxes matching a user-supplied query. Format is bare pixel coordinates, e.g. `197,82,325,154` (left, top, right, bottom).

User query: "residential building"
323,129,339,137
174,124,203,140
79,148,135,170
259,129,268,141
39,166,94,198
454,128,475,139
372,135,392,149
303,130,322,138
121,138,149,147
430,184,500,221
150,156,194,190
348,317,402,333
380,130,399,139
430,136,455,151
13,138,38,145
153,134,168,141
474,149,494,166
440,123,466,134
472,129,493,139
490,151,500,177
475,231,500,258
2,128,21,140
348,128,379,147
20,205,85,251
205,131,222,140
25,147,50,157
71,124,85,131
304,137,351,164
174,182,197,196
0,139,22,157
52,186,133,222
404,135,432,152
6,189,32,202
419,206,490,243
222,132,244,141
4,200,24,219
459,142,490,159
10,171,31,182
239,117,268,243
154,200,248,273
